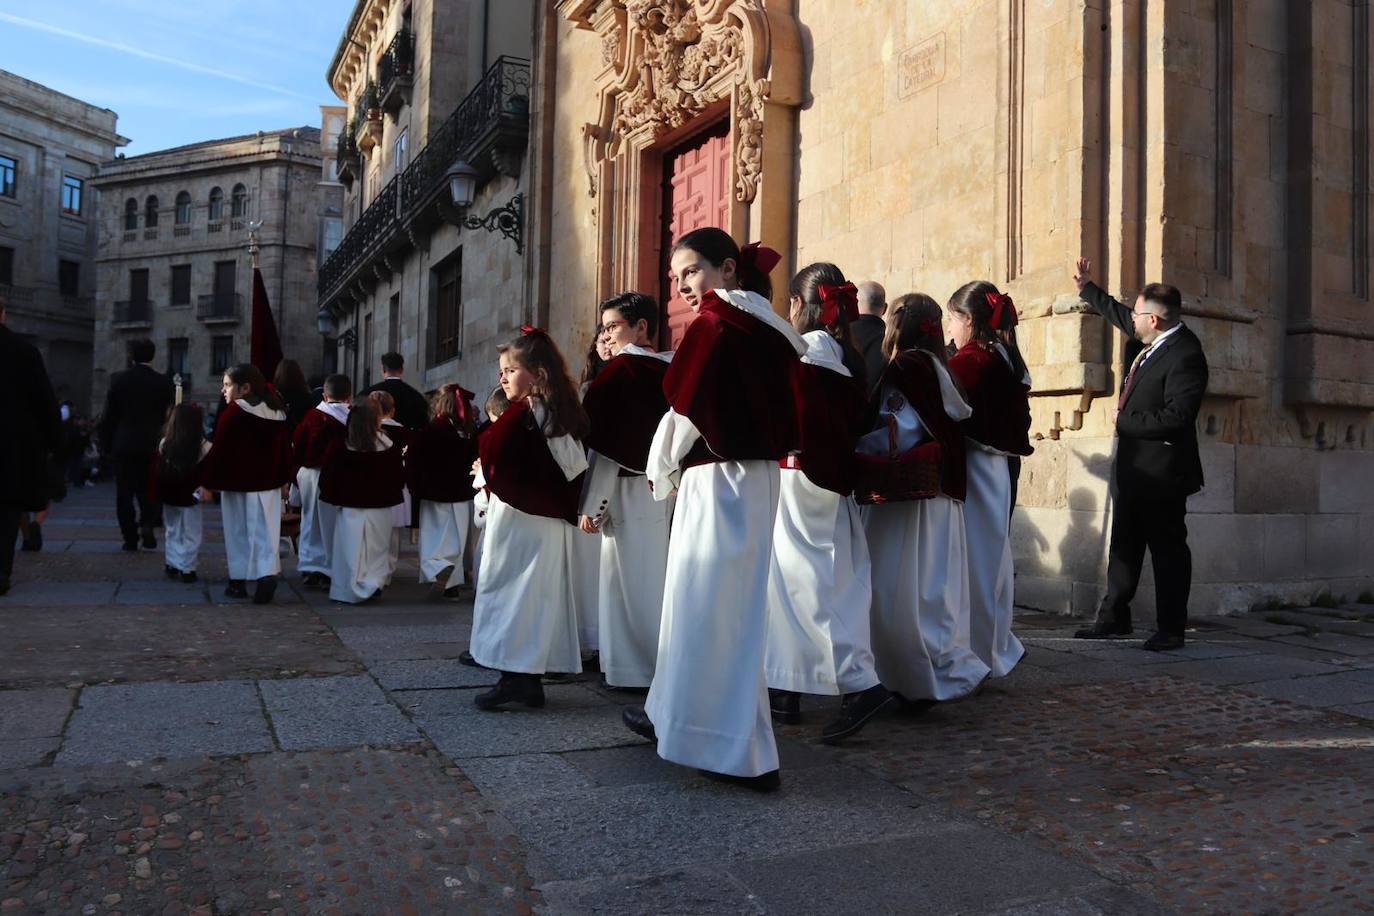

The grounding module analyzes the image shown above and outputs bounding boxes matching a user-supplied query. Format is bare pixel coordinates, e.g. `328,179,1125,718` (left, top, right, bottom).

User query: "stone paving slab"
1267,632,1374,657
0,689,72,739
1331,700,1374,720
394,683,605,718
269,702,423,751
539,866,766,915
0,738,58,770
371,658,499,689
258,674,389,710
1158,653,1346,685
423,704,648,759
0,581,118,605
112,580,211,605
1241,669,1374,707
459,753,597,800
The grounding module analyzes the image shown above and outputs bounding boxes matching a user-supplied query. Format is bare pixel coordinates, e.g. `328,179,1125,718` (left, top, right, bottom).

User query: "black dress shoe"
896,696,937,717
165,565,180,579
1074,618,1133,639
141,529,157,549
698,769,782,793
252,576,277,604
1142,631,1185,652
0,578,10,597
224,580,248,599
459,650,490,669
121,540,139,552
820,684,897,745
474,673,545,710
622,705,657,741
20,522,41,552
180,571,198,583
441,584,465,600
769,689,802,724
582,651,601,674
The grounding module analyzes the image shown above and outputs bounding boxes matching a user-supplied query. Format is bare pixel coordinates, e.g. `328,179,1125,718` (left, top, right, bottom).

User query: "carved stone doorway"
658,118,730,348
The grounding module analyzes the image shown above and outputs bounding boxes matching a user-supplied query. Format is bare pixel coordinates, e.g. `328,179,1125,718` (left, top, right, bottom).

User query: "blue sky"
1,1,352,157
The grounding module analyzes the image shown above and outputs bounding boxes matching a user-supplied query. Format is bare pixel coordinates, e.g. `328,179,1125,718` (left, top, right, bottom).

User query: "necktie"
1118,345,1152,409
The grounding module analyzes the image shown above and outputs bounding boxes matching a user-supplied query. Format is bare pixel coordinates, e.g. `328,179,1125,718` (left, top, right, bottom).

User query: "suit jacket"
850,314,887,393
1081,282,1208,497
98,364,175,459
0,325,63,510
363,377,429,430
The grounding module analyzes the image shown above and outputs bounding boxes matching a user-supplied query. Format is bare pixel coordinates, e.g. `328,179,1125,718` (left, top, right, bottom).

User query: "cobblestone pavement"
2,484,1373,914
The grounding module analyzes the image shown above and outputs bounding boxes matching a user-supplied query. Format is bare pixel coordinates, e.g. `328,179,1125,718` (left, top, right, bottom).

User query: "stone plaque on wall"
899,33,946,99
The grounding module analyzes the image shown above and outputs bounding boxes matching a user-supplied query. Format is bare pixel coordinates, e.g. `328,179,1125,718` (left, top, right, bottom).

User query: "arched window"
124,198,138,231
231,184,248,218
145,195,159,228
208,186,224,221
174,191,192,224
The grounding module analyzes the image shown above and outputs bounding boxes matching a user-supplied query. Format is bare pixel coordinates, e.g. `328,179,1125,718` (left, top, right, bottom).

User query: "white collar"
711,288,808,356
381,417,403,427
799,330,851,377
620,343,673,363
315,401,350,424
234,399,285,421
1145,322,1184,354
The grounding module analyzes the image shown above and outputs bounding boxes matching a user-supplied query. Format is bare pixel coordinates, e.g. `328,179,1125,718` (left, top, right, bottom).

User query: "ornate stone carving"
733,77,767,202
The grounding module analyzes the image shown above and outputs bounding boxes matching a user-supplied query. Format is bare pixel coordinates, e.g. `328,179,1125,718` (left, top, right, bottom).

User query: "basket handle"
887,415,899,459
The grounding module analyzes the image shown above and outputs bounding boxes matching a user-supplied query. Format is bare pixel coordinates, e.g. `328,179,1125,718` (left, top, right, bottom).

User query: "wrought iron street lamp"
443,160,524,254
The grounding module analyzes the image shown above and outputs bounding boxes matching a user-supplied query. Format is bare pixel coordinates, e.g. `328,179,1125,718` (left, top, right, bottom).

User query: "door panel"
660,120,731,349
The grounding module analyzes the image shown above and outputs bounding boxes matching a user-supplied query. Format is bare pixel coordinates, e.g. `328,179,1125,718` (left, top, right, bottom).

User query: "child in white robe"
369,390,410,583
154,402,210,583
409,384,479,598
322,398,405,604
292,374,351,590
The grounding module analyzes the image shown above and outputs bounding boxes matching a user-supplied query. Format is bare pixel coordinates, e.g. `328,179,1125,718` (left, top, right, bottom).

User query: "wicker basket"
854,417,943,505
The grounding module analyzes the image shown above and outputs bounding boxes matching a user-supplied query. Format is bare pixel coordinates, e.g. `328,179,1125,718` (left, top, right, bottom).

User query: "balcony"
337,129,361,189
143,228,158,241
0,284,35,308
378,30,414,118
356,81,383,153
318,56,531,310
197,293,242,324
113,299,153,328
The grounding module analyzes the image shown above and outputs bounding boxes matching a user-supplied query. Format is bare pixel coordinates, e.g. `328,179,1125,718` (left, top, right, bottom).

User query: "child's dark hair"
600,291,660,340
159,403,205,478
430,384,475,435
497,329,590,440
272,359,309,397
368,389,396,418
670,228,773,300
580,333,606,387
346,397,380,452
883,293,948,364
225,363,283,411
946,280,1029,382
789,262,867,385
484,385,510,421
323,374,352,401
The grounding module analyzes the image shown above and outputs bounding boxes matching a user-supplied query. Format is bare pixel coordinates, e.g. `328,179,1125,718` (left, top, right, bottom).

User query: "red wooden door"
660,120,731,349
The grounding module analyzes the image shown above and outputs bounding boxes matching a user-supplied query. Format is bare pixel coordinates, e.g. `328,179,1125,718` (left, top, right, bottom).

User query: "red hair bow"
520,324,546,337
817,282,860,326
737,241,782,276
919,318,942,339
986,292,1018,331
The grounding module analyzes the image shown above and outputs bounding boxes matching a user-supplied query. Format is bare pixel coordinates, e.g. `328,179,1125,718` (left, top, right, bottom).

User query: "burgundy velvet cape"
200,401,294,493
865,351,969,502
477,397,583,524
583,352,670,474
947,342,1034,457
407,416,479,503
319,442,406,509
292,408,347,471
791,360,866,495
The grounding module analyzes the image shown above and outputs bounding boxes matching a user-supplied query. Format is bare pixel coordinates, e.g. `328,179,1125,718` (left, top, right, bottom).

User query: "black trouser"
1099,488,1191,636
115,452,161,542
0,507,20,581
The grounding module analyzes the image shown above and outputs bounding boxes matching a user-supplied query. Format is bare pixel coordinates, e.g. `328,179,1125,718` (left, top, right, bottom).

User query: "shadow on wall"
1012,447,1114,615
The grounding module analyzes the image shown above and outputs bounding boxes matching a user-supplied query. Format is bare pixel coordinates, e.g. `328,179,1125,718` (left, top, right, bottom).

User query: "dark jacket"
99,364,175,459
363,377,429,430
0,325,63,510
1081,282,1209,497
850,314,888,394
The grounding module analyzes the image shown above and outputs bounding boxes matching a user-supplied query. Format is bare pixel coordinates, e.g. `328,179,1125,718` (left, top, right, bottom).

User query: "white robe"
858,355,990,701
418,499,473,584
965,447,1025,677
163,503,203,574
764,332,878,696
570,518,601,652
469,404,588,674
329,506,393,603
221,489,283,582
642,288,806,778
581,450,673,688
296,402,349,576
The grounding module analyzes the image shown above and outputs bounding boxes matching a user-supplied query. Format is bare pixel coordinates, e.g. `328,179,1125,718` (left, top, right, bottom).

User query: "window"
362,312,373,388
432,252,462,364
321,217,342,258
208,187,223,221
129,268,149,303
61,175,82,215
326,158,339,182
167,337,189,380
393,129,408,172
388,292,400,352
211,336,234,374
124,198,138,230
0,246,13,286
0,155,15,198
231,184,248,218
170,264,191,306
175,191,192,224
58,260,79,297
145,195,159,228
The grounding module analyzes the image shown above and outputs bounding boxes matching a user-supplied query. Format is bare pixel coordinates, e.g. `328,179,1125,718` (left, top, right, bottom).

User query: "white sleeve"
546,433,590,481
646,408,702,501
579,450,621,519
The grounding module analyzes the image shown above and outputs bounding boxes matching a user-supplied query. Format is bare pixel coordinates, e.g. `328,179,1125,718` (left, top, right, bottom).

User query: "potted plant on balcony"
359,81,384,152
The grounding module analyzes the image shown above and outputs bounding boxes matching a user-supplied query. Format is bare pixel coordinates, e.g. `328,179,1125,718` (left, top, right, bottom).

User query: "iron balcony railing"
317,56,530,306
197,293,242,322
379,30,414,112
113,299,153,326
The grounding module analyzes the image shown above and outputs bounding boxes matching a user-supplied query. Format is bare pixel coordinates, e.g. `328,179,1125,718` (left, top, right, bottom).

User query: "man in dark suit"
0,294,63,595
362,351,429,429
1071,259,1208,651
98,338,175,550
849,281,888,391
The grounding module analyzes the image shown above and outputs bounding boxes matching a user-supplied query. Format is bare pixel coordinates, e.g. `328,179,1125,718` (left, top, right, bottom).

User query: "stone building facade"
528,0,1374,614
317,0,535,395
90,129,324,411
0,70,127,407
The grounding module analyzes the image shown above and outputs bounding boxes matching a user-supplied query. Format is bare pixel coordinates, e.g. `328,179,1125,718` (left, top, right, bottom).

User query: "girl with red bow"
945,281,1034,677
859,295,991,704
468,328,590,710
763,262,896,743
621,228,803,793
407,383,479,599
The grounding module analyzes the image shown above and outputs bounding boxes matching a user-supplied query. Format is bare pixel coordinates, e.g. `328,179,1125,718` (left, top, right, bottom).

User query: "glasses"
600,319,628,334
